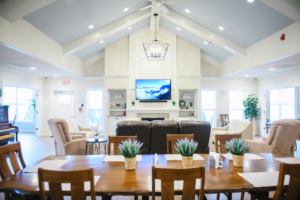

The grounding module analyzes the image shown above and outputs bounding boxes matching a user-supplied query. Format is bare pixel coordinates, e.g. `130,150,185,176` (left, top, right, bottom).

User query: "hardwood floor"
0,133,299,200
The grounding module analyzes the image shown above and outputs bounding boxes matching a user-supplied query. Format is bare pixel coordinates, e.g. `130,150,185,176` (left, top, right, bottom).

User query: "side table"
86,138,108,155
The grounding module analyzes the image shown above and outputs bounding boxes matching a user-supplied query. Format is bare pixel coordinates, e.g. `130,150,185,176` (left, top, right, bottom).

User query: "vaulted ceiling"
22,0,295,62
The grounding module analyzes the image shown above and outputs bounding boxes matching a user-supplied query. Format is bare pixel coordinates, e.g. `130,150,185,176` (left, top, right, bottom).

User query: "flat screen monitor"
136,79,171,101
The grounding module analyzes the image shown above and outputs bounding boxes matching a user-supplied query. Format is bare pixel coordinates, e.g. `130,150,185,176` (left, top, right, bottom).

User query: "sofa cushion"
178,121,211,153
234,120,249,132
116,121,152,154
67,119,80,132
151,120,178,154
82,131,96,138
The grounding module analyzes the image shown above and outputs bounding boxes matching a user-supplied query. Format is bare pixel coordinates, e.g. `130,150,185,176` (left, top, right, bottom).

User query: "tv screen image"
136,79,171,100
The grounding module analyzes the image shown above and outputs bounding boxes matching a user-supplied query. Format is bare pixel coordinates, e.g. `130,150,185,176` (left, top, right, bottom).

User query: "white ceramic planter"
94,135,100,140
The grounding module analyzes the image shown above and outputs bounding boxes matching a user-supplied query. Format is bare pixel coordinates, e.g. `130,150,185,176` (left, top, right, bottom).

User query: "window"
87,89,104,132
3,86,35,122
229,90,248,121
201,90,216,127
270,88,295,122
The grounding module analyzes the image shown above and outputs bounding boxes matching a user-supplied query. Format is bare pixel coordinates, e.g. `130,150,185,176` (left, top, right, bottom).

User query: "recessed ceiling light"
185,9,190,13
30,67,36,70
124,7,129,12
128,27,132,30
245,75,249,77
54,74,58,77
269,68,275,71
99,40,104,43
219,26,224,30
247,0,254,2
203,41,208,45
89,25,94,29
177,27,180,30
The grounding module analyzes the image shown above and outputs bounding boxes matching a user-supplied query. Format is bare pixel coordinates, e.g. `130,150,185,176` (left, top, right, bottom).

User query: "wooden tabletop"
0,153,291,196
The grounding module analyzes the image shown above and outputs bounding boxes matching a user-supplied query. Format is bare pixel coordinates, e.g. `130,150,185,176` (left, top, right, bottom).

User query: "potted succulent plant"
189,102,193,109
118,139,143,170
116,103,120,109
132,101,135,108
172,101,176,108
175,138,198,168
226,138,249,167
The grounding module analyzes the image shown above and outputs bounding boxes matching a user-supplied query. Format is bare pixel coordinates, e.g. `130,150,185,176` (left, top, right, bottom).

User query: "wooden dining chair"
108,136,137,155
38,168,96,200
166,134,194,154
152,165,206,200
249,162,300,200
214,134,242,154
0,142,27,200
214,134,244,200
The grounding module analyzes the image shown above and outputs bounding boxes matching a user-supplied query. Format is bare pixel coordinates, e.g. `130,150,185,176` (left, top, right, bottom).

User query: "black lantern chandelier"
143,13,169,61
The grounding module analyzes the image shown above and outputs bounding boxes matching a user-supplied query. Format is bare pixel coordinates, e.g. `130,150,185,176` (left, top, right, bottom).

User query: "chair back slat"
48,183,64,200
71,182,86,200
38,168,96,200
108,136,138,155
273,163,300,200
152,166,205,200
214,134,242,154
0,142,26,179
9,151,21,173
166,134,194,154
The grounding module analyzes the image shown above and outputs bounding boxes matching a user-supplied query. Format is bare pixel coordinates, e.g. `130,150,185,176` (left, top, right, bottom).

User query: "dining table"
0,153,292,200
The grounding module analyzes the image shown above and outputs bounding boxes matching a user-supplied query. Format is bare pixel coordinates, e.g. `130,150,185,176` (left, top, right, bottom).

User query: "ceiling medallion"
143,13,169,61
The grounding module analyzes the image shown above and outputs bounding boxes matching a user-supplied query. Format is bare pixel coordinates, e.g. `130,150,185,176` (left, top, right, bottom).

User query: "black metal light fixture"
143,13,169,61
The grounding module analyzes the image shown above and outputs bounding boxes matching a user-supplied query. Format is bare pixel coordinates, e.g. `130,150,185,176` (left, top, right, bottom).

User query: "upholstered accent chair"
211,120,253,143
67,119,95,138
246,119,300,156
48,118,86,155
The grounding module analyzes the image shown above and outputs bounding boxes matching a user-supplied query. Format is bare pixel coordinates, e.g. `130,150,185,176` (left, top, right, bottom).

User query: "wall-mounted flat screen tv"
136,79,171,101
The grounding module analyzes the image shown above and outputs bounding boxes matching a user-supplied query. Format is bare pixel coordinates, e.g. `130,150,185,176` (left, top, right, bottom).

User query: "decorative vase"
182,156,193,168
232,154,244,167
94,135,100,140
125,157,136,170
173,105,175,108
132,106,135,108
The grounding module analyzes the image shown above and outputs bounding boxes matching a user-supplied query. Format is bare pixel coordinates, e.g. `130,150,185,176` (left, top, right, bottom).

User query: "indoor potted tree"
243,94,259,136
132,101,135,108
226,138,249,167
118,139,143,170
174,138,198,168
172,101,176,108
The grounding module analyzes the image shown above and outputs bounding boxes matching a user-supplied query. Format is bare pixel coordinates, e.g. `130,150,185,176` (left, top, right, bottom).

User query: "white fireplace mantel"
126,108,180,119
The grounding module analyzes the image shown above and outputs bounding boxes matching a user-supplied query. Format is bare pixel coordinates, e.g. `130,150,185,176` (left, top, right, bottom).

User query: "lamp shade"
143,40,169,61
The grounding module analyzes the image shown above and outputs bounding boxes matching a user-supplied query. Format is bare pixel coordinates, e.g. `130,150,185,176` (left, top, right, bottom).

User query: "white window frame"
201,90,217,127
269,88,295,122
86,87,104,133
228,89,248,121
3,86,34,123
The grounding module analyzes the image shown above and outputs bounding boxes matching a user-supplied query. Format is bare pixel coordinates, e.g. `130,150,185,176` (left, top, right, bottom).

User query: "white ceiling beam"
201,52,221,68
259,0,300,23
150,5,161,31
1,0,56,22
63,10,151,55
83,51,105,68
161,9,247,57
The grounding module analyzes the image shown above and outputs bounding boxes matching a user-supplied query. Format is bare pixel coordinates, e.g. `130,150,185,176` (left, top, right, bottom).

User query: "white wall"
220,22,300,77
84,58,105,77
201,77,257,131
42,78,104,135
201,59,219,77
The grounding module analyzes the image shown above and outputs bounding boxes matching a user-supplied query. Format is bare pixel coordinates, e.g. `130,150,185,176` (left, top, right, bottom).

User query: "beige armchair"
67,119,96,138
211,120,253,143
48,118,86,155
246,119,300,156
